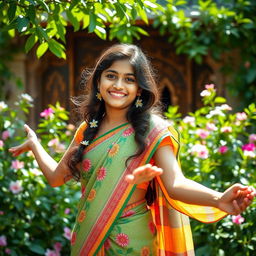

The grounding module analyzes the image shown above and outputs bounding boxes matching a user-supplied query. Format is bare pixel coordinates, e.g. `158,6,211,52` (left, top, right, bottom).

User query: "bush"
0,96,79,256
166,84,256,256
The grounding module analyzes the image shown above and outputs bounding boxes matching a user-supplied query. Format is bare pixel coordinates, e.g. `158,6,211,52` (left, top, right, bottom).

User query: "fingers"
125,164,163,184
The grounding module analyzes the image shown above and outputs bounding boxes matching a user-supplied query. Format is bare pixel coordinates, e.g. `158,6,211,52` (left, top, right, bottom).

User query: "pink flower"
64,208,70,214
196,129,210,139
5,248,11,254
11,160,24,170
0,235,7,246
97,167,107,181
123,127,134,137
2,130,10,140
40,108,54,118
206,123,217,131
48,138,59,147
63,227,71,240
249,134,256,144
191,144,209,159
53,242,62,253
221,126,232,133
104,238,111,250
71,231,77,246
183,116,195,126
0,140,4,147
82,159,91,172
0,211,4,215
205,84,215,90
218,146,228,154
219,104,232,111
232,214,245,225
115,233,129,247
9,181,23,194
200,89,211,97
236,112,247,121
242,143,255,152
45,249,58,256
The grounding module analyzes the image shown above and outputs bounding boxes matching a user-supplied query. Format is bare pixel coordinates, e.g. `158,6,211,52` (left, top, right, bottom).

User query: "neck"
104,108,128,126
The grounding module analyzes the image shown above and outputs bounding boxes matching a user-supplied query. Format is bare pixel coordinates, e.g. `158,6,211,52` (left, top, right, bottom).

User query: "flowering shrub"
0,96,79,255
166,84,256,256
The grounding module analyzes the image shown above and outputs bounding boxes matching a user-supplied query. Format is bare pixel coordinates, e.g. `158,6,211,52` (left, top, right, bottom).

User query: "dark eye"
126,77,136,83
106,74,116,79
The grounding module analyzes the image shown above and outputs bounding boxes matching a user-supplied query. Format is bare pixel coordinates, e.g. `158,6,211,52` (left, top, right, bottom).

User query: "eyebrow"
106,69,135,77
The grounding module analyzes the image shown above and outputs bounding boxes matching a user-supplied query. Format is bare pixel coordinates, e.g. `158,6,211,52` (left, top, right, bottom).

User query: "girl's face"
98,59,140,113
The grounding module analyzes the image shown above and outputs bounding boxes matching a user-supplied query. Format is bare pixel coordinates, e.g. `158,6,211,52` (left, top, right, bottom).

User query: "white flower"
0,101,8,111
243,150,255,158
20,93,33,103
183,116,195,126
200,90,211,97
89,119,98,128
9,181,23,194
135,99,143,108
219,104,232,111
80,140,89,146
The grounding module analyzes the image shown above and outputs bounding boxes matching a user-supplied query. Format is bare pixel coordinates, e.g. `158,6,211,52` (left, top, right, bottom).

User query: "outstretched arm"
9,124,77,187
126,145,255,215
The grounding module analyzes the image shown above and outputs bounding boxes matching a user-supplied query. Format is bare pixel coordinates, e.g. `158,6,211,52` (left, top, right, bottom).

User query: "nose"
113,78,123,89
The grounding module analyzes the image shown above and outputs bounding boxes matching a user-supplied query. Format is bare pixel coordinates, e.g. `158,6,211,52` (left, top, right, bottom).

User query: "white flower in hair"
80,140,89,146
96,92,102,101
90,119,98,128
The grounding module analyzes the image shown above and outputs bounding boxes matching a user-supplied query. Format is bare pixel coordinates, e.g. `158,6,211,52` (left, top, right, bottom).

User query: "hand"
9,124,38,157
125,164,163,184
218,184,255,215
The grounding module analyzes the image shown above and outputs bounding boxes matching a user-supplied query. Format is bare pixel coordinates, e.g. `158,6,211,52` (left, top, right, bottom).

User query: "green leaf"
137,6,148,24
214,96,226,104
7,2,17,22
36,27,49,41
25,34,38,53
29,244,45,255
27,5,36,22
82,15,90,29
89,13,97,33
17,17,29,32
66,10,80,32
38,0,50,13
48,39,66,59
94,25,106,40
56,22,66,43
36,42,48,58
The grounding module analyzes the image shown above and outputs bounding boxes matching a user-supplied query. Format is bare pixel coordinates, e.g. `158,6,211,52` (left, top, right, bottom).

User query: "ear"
137,89,142,96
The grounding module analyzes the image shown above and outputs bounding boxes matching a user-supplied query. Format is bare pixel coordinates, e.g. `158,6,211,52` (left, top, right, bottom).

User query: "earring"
135,96,143,108
96,92,102,101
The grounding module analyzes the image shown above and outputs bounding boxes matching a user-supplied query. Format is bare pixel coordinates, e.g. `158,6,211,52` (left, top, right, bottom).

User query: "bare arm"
126,145,255,215
9,124,78,187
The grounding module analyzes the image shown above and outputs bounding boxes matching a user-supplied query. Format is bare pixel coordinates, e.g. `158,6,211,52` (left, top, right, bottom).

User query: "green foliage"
166,84,256,255
0,95,79,255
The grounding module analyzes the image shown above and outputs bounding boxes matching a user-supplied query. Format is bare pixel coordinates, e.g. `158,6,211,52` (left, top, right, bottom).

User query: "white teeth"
110,92,126,97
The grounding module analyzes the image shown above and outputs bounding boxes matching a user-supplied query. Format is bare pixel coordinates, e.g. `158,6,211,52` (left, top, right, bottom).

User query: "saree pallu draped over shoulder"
71,117,227,256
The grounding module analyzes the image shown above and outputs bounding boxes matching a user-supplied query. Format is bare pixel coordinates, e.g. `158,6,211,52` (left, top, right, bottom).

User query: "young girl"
9,44,255,256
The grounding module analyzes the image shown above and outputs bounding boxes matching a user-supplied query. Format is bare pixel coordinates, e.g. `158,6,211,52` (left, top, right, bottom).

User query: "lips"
109,91,127,97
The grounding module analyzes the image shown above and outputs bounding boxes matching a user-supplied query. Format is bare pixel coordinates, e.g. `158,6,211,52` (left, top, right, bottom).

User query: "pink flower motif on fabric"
104,238,111,250
82,159,91,172
71,231,77,246
121,210,136,218
115,233,129,247
148,220,156,235
97,167,107,181
123,127,134,137
81,185,86,197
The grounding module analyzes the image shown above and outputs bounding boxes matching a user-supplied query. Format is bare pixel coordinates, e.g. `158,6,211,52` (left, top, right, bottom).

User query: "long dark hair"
68,44,160,204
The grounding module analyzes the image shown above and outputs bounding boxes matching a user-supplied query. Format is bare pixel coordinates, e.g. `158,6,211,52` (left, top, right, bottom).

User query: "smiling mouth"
109,91,127,97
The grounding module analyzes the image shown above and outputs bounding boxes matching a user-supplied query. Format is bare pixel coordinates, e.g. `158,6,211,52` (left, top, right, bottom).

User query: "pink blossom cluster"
45,242,62,256
200,84,216,97
9,180,23,194
40,108,54,118
191,144,209,159
0,140,4,148
242,143,256,158
47,138,65,153
183,116,195,126
2,130,10,140
206,122,217,131
63,227,71,240
11,160,24,170
196,129,210,139
232,214,245,225
220,126,232,133
236,112,247,121
0,235,7,246
218,145,228,154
